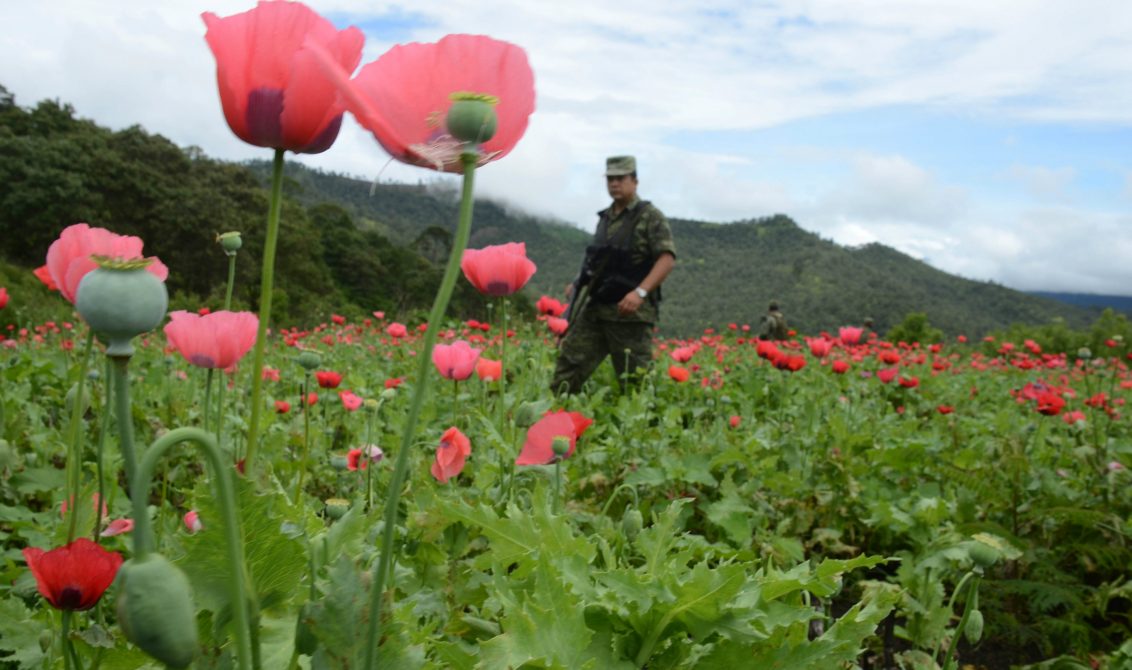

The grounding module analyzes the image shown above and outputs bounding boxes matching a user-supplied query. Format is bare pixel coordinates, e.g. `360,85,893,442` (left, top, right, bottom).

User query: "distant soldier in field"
551,155,676,394
759,301,789,340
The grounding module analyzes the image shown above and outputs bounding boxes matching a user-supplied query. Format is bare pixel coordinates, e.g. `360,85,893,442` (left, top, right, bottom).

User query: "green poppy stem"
295,374,312,505
224,251,237,311
203,368,215,433
939,574,980,670
65,329,95,543
110,356,139,498
93,358,111,544
244,147,286,471
131,427,253,670
362,152,477,670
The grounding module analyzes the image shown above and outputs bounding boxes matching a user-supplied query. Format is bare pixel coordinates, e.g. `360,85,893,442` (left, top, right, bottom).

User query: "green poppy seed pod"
38,629,53,652
294,601,319,656
87,368,101,381
364,398,381,413
296,350,322,371
216,231,242,254
514,401,543,428
324,498,349,519
551,435,571,458
75,258,168,358
329,455,348,471
446,92,498,145
967,542,999,569
1077,347,1092,360
116,554,198,669
622,508,644,540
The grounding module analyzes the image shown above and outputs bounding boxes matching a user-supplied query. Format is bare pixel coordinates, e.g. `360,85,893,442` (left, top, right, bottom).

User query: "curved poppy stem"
65,329,95,543
132,427,253,670
244,148,286,471
363,152,477,670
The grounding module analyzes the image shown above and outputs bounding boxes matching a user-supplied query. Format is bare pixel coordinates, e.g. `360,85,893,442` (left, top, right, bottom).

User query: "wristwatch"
634,287,648,299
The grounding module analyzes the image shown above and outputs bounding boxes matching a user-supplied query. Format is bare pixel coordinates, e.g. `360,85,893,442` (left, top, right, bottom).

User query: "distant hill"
253,161,1095,338
1028,291,1132,319
0,84,1097,339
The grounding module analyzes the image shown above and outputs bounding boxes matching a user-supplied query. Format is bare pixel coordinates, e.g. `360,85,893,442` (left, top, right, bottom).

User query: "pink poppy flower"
839,327,863,346
432,340,482,381
43,223,168,304
460,243,537,297
546,317,568,336
475,357,502,382
99,518,134,538
306,33,535,172
386,322,408,338
202,2,364,154
431,427,471,483
807,338,833,358
184,510,203,534
338,390,363,411
516,411,579,466
163,310,259,370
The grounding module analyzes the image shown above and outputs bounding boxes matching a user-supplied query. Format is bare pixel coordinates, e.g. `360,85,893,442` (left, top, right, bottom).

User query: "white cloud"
1006,165,1075,202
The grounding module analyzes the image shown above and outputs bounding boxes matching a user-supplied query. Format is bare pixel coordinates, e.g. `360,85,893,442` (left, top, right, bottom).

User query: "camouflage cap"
605,155,636,176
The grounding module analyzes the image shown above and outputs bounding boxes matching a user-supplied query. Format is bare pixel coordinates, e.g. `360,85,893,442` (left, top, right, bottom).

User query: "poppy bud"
965,608,984,644
75,257,169,357
446,92,498,145
966,542,999,569
622,509,644,540
216,231,242,254
116,554,198,669
39,629,54,652
365,398,381,412
330,456,349,471
296,350,322,371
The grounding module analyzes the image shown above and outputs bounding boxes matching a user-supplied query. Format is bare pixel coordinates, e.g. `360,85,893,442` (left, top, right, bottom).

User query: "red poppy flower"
460,243,538,297
304,392,318,407
431,427,471,483
274,400,291,414
202,2,363,154
728,415,741,429
315,371,343,388
0,287,7,310
475,357,502,382
432,340,482,381
184,510,203,534
346,448,367,471
536,295,567,317
331,314,346,325
516,411,584,465
670,346,695,363
33,266,58,291
307,33,535,172
756,340,779,360
163,310,259,370
1036,389,1065,416
898,376,920,389
878,350,901,365
668,365,690,382
876,367,899,384
43,223,168,304
937,405,954,415
22,538,123,611
384,377,404,389
831,360,850,374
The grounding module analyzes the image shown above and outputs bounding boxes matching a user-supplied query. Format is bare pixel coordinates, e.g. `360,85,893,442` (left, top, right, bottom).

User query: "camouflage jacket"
585,196,676,324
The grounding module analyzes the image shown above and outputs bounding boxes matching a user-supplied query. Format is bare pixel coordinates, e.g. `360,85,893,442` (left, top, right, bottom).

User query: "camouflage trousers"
550,312,653,394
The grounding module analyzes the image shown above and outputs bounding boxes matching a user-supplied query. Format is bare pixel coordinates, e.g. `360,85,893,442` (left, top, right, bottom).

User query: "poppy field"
2,2,1132,670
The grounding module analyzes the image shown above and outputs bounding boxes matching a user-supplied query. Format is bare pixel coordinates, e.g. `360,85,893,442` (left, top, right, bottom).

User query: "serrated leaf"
180,475,306,613
440,499,595,577
0,597,47,667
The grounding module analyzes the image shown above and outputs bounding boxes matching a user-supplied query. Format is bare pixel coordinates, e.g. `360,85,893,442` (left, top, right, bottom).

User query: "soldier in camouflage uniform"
759,301,788,340
551,156,677,394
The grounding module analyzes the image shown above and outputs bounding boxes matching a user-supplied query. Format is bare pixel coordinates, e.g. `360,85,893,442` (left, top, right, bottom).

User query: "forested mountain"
0,85,1103,338
1028,291,1132,318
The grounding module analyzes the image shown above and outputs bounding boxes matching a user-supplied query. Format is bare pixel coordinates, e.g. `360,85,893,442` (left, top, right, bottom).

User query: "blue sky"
1,0,1130,294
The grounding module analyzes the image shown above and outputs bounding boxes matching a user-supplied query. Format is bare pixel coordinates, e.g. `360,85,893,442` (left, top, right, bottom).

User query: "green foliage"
886,312,944,344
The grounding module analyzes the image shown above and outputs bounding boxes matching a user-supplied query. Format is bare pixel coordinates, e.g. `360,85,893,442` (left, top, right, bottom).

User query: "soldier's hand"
618,291,643,316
